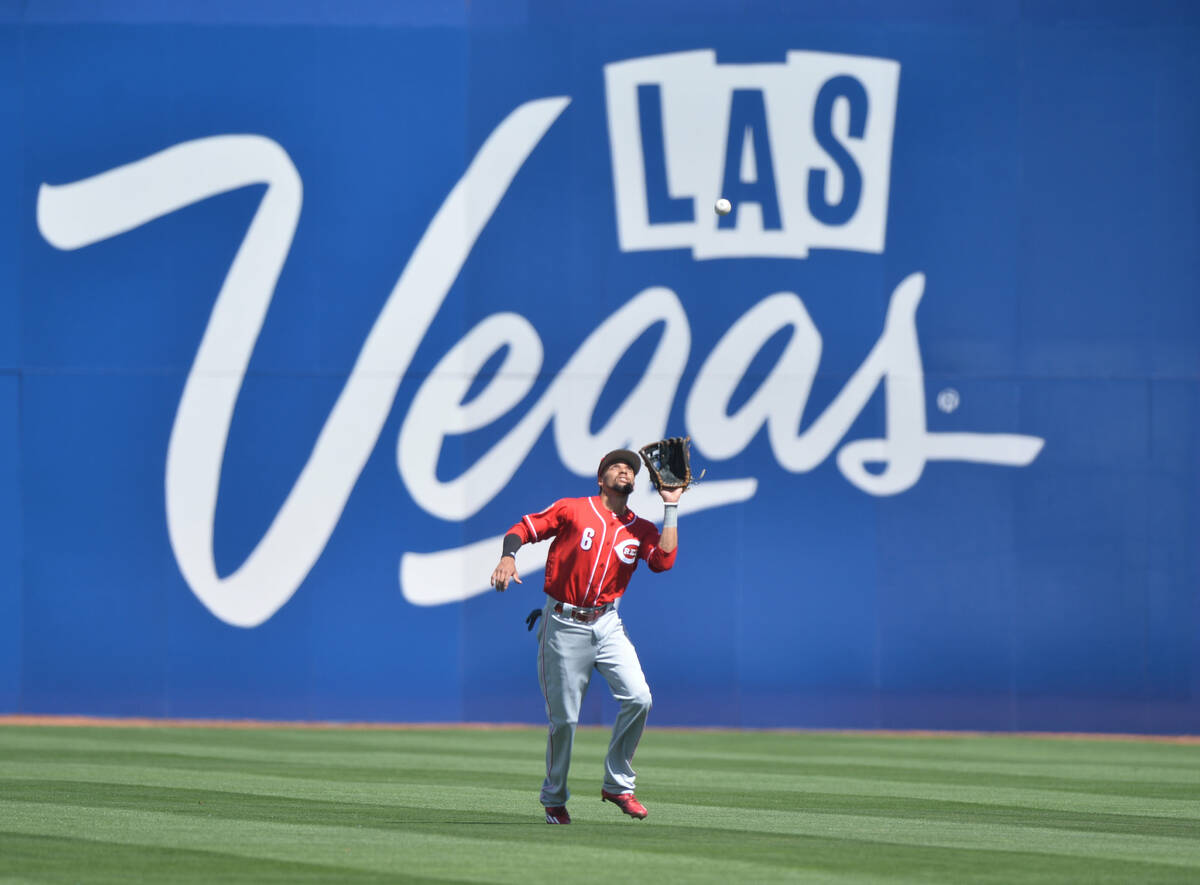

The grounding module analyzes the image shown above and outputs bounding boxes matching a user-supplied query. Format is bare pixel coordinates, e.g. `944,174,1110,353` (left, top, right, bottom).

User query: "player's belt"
553,602,613,624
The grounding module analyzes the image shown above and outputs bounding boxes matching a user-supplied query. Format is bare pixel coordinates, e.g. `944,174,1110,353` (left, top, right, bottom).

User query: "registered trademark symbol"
937,388,960,413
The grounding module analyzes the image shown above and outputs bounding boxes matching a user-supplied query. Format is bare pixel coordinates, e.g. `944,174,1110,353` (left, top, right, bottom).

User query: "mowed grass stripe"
0,748,539,781
0,832,419,885
9,725,1198,789
7,758,1200,834
5,745,1199,816
7,740,1198,816
5,730,1200,833
7,719,1190,753
648,764,1200,803
7,726,1197,786
646,733,1200,765
0,803,836,885
3,725,1200,883
4,774,1200,869
3,773,1199,845
9,746,1195,804
0,836,1189,885
650,773,1200,821
1,797,1193,885
9,725,1196,759
647,752,1200,784
0,726,542,759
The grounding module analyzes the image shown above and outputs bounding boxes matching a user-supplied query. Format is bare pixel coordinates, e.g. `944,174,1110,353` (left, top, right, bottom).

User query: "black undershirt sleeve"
501,532,522,558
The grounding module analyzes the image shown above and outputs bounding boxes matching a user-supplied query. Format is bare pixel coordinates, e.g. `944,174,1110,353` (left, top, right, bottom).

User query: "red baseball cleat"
601,790,648,819
544,805,571,824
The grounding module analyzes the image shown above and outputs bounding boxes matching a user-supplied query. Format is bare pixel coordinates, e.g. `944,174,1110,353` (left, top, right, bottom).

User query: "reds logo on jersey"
615,539,641,565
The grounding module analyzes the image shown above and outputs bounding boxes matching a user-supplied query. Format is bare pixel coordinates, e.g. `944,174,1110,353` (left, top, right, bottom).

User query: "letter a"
719,89,782,230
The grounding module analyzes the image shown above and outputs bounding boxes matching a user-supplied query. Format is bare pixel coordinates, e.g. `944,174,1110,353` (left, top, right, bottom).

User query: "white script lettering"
37,99,1043,625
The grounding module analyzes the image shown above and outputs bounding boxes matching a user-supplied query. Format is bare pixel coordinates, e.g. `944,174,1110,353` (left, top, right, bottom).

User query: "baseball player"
489,448,684,824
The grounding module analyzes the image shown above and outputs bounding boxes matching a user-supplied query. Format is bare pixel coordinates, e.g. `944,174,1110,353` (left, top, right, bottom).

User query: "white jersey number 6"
580,528,595,551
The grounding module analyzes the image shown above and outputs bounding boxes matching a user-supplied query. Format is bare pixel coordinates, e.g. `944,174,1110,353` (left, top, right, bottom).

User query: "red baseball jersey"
508,496,676,607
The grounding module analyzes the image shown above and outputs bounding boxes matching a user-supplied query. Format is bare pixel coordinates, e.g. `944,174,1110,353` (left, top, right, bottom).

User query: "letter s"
807,75,867,226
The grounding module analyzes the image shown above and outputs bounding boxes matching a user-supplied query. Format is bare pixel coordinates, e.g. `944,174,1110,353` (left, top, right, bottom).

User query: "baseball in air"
714,198,732,215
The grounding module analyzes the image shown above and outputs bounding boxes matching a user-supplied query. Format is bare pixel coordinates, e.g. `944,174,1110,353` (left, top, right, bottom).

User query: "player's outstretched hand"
659,486,684,504
490,558,522,592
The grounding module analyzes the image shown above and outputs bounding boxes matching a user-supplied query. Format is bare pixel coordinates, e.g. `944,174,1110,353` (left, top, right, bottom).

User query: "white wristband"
662,502,678,529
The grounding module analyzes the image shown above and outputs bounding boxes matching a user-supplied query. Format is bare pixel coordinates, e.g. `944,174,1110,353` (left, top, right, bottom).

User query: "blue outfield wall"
1,0,1198,732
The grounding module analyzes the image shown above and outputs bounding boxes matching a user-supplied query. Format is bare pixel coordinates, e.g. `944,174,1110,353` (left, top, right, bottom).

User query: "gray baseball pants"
536,598,652,807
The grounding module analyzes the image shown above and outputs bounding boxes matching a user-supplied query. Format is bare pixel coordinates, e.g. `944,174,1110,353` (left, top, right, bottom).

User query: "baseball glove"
638,436,702,491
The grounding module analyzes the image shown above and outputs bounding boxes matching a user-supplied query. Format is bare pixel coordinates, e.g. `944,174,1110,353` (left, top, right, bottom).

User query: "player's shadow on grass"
385,817,547,826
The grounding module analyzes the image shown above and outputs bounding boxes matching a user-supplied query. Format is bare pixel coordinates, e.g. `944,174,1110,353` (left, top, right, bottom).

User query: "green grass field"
1,723,1198,883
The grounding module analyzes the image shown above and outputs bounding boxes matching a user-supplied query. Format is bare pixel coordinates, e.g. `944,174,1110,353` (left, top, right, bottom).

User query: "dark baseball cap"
597,449,641,479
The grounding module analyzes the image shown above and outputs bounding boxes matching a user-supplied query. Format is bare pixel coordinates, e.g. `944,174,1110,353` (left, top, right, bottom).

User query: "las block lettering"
605,50,899,259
